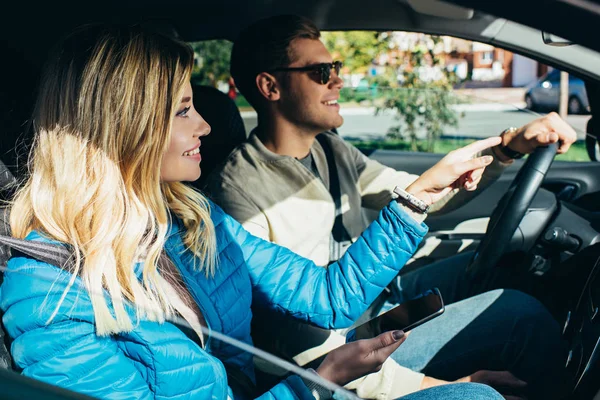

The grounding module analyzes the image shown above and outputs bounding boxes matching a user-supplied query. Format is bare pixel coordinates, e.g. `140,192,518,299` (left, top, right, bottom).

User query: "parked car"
525,69,590,114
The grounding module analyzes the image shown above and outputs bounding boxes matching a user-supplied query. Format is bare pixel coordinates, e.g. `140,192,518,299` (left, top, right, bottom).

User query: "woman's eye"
176,106,191,117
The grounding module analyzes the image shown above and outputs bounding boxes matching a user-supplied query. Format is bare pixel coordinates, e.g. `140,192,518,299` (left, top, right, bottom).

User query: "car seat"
0,43,40,371
0,160,17,370
189,84,247,190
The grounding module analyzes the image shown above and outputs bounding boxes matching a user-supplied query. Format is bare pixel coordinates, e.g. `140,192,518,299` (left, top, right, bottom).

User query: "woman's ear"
256,72,281,102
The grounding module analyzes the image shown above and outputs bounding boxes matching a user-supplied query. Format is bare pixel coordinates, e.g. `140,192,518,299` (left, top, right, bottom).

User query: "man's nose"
329,72,344,90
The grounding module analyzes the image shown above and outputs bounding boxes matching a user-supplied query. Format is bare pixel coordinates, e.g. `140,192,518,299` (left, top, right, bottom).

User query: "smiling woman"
12,24,219,331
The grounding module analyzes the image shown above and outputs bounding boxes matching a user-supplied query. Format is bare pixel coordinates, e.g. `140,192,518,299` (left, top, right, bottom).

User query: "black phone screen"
349,288,444,340
378,289,443,332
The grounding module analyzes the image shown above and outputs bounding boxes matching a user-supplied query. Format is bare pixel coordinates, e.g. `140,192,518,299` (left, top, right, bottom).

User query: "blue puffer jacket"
0,200,427,400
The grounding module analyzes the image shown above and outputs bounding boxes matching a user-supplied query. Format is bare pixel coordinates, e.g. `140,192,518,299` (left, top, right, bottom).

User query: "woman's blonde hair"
10,24,217,335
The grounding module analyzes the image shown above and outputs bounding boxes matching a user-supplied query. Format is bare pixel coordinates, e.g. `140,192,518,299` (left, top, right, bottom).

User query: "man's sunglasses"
269,61,343,85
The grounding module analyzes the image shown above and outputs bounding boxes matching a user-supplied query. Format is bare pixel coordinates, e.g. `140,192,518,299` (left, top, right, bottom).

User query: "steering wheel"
466,142,559,292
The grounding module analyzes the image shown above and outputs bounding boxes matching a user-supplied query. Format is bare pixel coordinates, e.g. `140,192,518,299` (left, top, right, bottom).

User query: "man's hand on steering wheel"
493,112,577,163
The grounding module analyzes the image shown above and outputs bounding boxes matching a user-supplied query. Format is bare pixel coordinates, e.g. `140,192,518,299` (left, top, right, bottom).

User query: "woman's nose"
195,111,211,137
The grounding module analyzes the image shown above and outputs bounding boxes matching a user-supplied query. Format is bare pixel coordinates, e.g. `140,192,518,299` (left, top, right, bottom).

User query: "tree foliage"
321,31,391,74
373,36,461,152
323,32,461,152
190,40,233,87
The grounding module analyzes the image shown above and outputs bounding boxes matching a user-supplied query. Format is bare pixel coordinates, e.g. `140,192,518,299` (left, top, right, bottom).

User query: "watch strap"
499,127,525,159
392,187,430,214
498,144,525,159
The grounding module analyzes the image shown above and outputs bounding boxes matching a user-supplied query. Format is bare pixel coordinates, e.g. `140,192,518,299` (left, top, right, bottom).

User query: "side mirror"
542,32,573,47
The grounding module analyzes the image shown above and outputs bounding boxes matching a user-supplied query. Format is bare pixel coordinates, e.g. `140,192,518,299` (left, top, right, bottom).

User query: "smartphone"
346,288,445,342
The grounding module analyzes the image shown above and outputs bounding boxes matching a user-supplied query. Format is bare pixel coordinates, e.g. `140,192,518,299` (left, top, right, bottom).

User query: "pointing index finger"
457,136,502,156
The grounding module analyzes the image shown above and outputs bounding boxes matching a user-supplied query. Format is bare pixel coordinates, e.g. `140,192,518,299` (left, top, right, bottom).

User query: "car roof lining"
490,21,600,83
2,0,599,83
181,1,600,83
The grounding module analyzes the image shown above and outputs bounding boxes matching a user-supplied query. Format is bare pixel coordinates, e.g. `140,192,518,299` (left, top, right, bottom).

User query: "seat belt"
315,135,393,311
0,235,73,269
315,134,352,264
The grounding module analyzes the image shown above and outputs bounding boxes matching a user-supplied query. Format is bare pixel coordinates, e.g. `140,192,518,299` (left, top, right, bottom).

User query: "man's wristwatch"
393,186,430,214
498,127,525,159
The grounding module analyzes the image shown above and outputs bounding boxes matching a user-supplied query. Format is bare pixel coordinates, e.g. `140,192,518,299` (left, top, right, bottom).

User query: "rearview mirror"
542,32,573,47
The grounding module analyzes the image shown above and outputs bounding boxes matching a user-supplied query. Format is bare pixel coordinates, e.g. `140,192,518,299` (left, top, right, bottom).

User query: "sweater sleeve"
222,200,428,329
344,139,420,211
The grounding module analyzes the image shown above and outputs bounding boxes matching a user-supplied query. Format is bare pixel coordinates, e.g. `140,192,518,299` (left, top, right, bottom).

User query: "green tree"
375,36,461,152
190,40,233,87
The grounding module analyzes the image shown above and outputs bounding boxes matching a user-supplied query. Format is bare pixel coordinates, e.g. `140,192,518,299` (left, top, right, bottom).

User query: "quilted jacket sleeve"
0,258,155,400
257,375,318,400
222,200,428,329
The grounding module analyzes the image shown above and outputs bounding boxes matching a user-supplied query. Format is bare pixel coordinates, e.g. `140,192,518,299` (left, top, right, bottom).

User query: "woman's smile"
183,143,201,161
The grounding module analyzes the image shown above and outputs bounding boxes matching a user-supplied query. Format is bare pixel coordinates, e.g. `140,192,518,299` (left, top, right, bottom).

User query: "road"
240,105,591,141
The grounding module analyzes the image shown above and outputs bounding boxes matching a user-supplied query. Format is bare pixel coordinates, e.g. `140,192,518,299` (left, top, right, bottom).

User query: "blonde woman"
0,24,503,400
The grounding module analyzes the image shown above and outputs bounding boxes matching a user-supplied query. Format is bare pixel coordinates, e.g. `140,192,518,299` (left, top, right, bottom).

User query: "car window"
323,32,591,163
545,69,560,83
191,35,591,163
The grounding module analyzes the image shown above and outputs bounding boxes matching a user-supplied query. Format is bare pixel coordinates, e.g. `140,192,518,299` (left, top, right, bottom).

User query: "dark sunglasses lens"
318,62,342,84
320,65,331,84
334,61,342,75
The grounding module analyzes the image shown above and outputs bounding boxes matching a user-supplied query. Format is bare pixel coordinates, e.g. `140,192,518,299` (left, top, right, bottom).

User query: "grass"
351,139,590,162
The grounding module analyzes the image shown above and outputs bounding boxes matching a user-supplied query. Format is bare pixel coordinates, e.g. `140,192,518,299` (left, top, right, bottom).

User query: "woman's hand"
316,330,407,386
405,136,502,206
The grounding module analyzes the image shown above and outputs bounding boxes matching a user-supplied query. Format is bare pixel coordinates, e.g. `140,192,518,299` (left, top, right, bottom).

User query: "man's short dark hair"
230,15,320,110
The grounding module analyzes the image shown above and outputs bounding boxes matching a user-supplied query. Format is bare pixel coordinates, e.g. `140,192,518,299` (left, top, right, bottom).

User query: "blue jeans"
396,383,502,400
387,252,567,400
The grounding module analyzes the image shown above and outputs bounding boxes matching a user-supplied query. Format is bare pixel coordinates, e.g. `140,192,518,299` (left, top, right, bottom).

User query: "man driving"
205,14,573,399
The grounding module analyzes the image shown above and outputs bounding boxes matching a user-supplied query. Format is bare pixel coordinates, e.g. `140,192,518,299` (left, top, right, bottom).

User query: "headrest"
191,85,247,189
0,157,17,202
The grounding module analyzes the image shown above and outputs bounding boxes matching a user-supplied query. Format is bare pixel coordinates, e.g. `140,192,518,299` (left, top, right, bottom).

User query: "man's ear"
256,72,281,102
